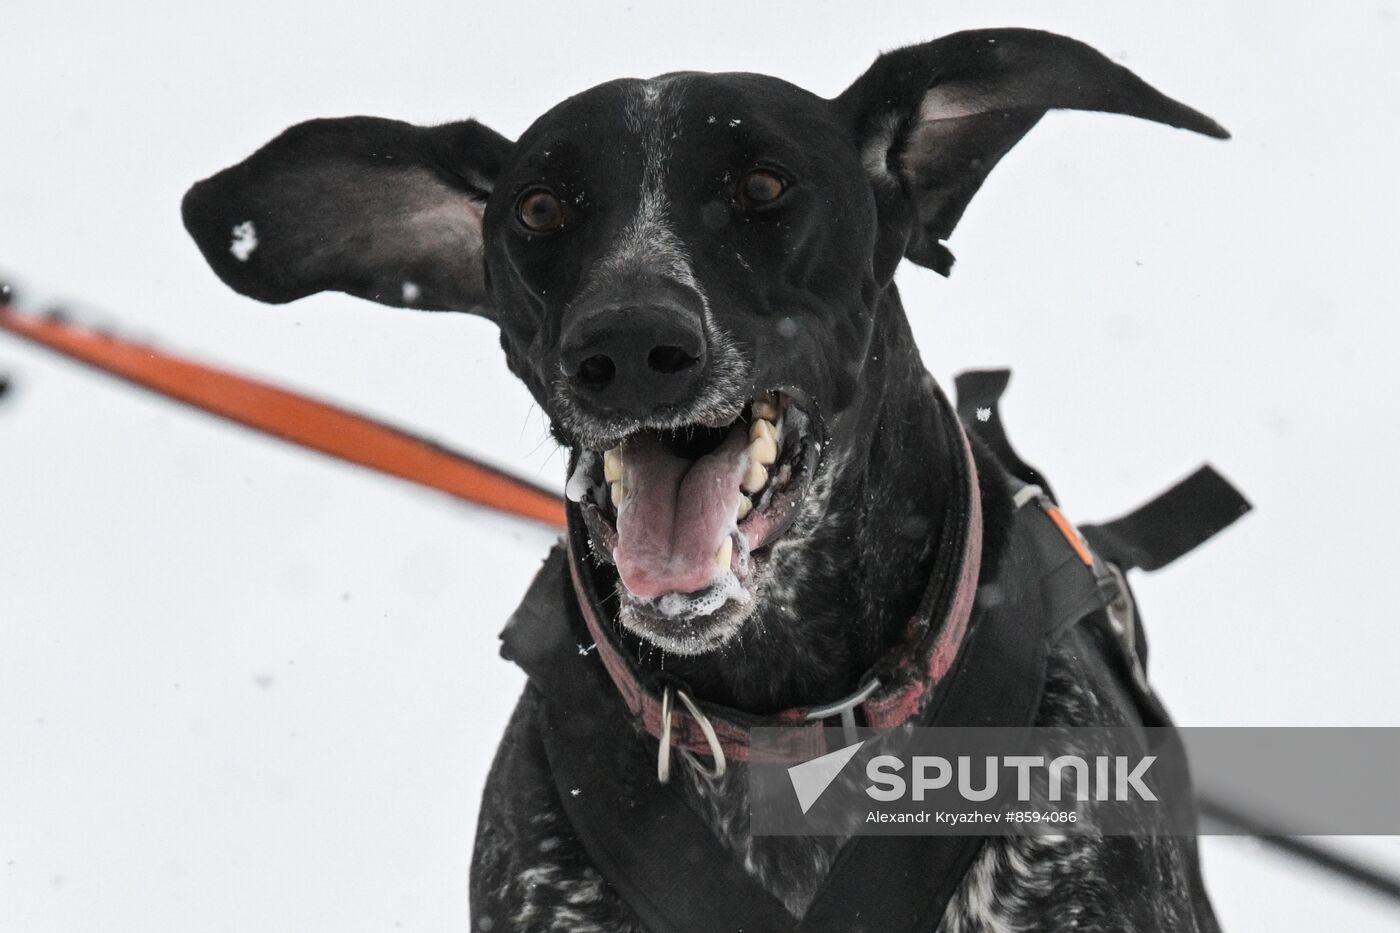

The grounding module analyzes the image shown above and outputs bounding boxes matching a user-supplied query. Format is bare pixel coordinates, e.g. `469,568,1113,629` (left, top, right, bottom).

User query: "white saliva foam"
655,569,750,619
649,529,752,620
565,449,598,503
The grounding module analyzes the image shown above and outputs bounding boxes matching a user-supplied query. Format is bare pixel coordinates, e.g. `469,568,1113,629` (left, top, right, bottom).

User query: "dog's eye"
737,169,787,209
517,188,565,233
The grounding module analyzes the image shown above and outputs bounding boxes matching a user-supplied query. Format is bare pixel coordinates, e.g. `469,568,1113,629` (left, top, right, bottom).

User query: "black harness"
500,370,1250,932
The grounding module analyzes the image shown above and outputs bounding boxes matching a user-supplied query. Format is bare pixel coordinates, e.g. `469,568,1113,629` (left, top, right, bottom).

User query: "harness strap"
953,368,1056,502
1080,464,1251,572
956,368,1253,726
799,497,1079,931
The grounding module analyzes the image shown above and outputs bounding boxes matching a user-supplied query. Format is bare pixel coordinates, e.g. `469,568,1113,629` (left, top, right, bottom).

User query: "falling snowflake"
570,787,582,797
728,118,742,127
975,407,992,422
578,642,596,656
401,281,421,303
229,221,258,261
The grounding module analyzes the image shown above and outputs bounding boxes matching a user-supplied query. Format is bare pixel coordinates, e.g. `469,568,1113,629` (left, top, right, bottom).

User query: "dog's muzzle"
565,389,822,648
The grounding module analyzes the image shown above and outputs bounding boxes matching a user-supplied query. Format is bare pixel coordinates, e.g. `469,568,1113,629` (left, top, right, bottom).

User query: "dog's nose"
560,295,707,417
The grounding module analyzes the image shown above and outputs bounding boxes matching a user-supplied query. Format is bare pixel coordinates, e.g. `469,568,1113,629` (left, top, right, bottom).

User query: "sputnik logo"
787,741,865,814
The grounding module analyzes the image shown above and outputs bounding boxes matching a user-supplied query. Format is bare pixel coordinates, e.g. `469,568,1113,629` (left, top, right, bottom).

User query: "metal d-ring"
804,677,882,748
657,685,727,785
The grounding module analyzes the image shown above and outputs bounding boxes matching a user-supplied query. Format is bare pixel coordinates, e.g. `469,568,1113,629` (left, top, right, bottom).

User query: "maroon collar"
566,407,983,766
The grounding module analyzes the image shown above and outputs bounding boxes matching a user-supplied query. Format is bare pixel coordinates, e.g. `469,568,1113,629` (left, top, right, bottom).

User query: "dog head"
184,29,1224,660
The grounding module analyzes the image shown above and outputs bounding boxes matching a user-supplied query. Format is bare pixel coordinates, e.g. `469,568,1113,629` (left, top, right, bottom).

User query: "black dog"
184,28,1227,931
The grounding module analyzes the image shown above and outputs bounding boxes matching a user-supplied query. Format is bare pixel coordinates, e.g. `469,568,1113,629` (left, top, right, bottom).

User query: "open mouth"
565,390,822,650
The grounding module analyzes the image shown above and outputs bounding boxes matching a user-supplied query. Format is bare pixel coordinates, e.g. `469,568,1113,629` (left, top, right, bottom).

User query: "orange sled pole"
0,302,567,530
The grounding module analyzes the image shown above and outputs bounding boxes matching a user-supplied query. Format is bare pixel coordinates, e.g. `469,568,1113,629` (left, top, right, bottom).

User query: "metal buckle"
1103,561,1152,695
804,677,881,747
657,685,727,785
1012,483,1045,509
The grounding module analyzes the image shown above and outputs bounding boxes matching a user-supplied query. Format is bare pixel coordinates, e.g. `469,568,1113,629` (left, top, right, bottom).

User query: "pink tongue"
614,425,749,599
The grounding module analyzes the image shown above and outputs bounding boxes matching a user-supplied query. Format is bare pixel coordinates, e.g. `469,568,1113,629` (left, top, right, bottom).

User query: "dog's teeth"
603,447,623,482
610,480,624,508
748,434,777,466
742,461,768,494
715,536,733,573
749,418,778,444
751,395,779,422
736,495,753,520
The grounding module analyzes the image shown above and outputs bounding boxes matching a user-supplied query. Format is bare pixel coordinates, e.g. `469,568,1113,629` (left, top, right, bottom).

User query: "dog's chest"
481,640,1208,933
678,765,843,916
661,641,1193,932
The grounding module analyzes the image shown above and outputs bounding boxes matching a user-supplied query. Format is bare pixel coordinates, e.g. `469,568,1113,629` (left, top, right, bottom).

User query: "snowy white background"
2,1,1398,930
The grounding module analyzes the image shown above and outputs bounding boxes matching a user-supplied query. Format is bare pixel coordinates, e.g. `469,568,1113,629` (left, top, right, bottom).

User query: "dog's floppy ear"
838,28,1229,276
182,117,513,317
